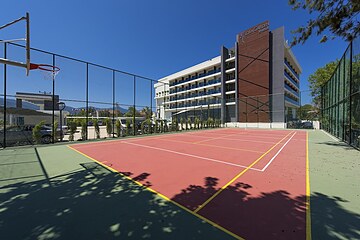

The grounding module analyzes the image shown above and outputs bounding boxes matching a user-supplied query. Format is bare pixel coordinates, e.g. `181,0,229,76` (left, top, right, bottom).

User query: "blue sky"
0,0,349,108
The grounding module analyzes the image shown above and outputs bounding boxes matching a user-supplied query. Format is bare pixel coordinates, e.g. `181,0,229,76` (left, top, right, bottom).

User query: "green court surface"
0,130,359,239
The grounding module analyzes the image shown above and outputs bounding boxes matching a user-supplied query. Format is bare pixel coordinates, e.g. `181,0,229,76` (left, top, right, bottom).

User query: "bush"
160,120,164,133
187,117,192,130
154,120,158,133
33,121,45,144
141,120,146,134
94,119,100,139
164,121,169,132
68,121,77,141
179,118,184,131
194,117,200,129
126,119,131,136
105,118,112,137
115,119,121,137
81,120,87,140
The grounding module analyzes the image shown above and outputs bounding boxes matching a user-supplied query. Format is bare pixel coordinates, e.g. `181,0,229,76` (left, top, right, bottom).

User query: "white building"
155,21,301,128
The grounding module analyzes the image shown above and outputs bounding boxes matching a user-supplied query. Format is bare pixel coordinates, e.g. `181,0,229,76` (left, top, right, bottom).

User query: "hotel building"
154,21,302,128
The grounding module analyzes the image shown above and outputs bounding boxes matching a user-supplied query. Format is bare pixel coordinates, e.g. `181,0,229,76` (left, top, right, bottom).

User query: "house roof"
0,107,53,116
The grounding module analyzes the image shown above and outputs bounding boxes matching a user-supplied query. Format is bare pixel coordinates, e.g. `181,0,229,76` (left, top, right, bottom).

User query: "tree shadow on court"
310,192,360,240
172,177,360,240
0,163,234,240
317,141,359,150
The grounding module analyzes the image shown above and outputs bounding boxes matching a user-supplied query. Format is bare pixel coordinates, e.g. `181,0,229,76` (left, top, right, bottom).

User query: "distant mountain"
0,97,128,114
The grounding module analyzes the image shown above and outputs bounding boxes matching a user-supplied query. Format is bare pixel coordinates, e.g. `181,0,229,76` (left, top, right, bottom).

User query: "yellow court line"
66,145,244,240
155,137,264,153
194,131,294,213
306,131,312,240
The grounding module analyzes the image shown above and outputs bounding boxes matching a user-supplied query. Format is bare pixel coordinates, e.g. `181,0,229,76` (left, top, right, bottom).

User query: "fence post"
52,54,55,144
86,63,89,140
133,76,136,136
112,70,115,138
3,43,7,148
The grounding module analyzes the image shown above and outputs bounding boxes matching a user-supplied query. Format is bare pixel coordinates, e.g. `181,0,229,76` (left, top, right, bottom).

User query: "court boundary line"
192,132,245,144
306,131,312,240
121,141,263,171
194,131,294,213
260,132,297,171
70,128,292,149
321,129,339,142
153,137,265,153
67,145,244,240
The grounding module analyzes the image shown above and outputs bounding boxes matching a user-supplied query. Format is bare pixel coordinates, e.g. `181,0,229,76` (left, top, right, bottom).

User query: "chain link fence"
321,36,360,149
1,41,319,148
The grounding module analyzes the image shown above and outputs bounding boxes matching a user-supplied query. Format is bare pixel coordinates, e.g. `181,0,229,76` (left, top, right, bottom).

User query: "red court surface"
69,128,308,240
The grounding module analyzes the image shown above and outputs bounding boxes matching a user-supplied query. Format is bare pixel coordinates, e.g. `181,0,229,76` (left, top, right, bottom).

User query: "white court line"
321,130,340,142
122,141,263,172
261,132,297,172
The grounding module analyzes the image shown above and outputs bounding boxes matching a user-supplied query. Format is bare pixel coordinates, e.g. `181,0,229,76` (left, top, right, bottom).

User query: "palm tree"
141,106,152,119
125,106,140,117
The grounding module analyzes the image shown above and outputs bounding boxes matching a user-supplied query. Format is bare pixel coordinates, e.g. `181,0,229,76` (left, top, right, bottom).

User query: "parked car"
301,121,314,129
0,125,53,147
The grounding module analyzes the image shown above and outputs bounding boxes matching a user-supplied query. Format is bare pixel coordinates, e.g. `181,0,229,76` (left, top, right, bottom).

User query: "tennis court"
69,128,309,239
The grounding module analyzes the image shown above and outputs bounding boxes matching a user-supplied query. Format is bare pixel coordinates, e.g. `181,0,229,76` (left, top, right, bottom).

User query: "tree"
124,106,141,117
308,60,338,106
141,107,152,119
289,0,360,46
297,104,318,120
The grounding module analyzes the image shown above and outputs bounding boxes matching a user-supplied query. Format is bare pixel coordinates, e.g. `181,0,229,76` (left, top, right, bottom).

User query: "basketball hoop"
30,63,60,80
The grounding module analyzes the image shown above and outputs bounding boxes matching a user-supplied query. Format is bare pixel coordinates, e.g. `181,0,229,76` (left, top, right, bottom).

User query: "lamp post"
57,102,66,142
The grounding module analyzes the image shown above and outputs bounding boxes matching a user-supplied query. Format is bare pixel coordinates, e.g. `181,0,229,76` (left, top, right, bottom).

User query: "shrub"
105,118,112,137
80,120,87,140
164,121,169,132
187,117,192,130
32,121,45,144
155,120,158,133
141,120,146,134
54,121,59,142
160,120,164,133
94,119,100,139
115,119,121,137
194,117,200,129
126,119,131,136
68,121,77,141
179,118,184,131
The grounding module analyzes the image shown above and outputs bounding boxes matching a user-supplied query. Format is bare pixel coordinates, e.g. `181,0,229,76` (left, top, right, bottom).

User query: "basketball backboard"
0,12,30,75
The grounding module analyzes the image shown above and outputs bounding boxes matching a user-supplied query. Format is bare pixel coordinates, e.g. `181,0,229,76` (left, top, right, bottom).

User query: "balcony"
168,68,221,87
284,84,299,97
284,71,299,88
284,60,300,79
285,96,300,106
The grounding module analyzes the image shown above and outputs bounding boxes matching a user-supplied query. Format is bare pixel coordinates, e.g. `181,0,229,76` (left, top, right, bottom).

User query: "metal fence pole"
349,41,353,145
52,54,55,144
86,63,89,140
150,80,153,134
133,76,136,136
112,70,115,138
3,43,7,148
